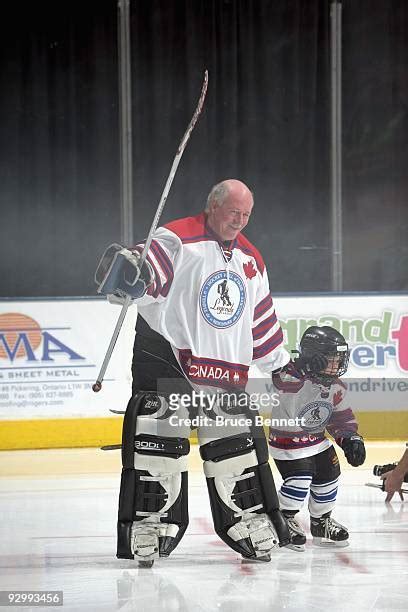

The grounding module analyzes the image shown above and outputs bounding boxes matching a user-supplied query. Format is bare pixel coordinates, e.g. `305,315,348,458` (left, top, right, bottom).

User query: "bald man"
103,179,291,564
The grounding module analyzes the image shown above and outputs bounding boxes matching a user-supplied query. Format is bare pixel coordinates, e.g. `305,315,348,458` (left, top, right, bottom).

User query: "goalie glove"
341,435,366,467
95,243,154,300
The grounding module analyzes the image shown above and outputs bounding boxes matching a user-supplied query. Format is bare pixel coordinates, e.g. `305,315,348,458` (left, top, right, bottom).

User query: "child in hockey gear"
269,326,366,550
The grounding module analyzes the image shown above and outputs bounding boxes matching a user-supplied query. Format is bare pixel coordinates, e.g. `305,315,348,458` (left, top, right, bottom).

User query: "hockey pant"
274,446,341,518
117,391,290,561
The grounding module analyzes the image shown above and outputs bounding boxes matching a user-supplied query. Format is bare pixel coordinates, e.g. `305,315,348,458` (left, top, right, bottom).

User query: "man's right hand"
381,468,405,502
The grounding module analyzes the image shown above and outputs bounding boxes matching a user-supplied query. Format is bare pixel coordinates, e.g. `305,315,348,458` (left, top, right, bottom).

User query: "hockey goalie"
95,179,291,566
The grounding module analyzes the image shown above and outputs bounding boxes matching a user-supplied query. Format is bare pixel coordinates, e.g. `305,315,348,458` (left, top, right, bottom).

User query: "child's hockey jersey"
269,362,358,460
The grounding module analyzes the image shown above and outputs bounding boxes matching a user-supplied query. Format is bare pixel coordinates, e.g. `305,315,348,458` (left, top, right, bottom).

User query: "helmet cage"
299,326,350,384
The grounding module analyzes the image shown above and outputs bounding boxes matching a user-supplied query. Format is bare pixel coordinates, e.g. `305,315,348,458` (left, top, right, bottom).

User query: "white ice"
0,443,407,612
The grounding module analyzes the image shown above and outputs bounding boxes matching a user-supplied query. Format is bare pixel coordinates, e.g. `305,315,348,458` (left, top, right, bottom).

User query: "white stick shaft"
93,295,132,389
139,70,208,265
93,70,208,392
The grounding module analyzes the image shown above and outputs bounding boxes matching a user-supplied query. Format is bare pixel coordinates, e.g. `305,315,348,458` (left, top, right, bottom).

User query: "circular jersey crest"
200,270,246,328
298,400,333,432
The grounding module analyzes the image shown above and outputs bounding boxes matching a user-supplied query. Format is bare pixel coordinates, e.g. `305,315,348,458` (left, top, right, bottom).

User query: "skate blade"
283,543,306,553
241,554,271,563
312,537,349,548
138,559,155,568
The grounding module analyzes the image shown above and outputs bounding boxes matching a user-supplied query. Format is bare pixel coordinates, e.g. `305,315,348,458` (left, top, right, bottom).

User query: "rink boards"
0,411,407,450
0,295,407,449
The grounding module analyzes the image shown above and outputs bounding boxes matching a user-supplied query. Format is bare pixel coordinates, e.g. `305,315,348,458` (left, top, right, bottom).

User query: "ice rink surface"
1,443,407,612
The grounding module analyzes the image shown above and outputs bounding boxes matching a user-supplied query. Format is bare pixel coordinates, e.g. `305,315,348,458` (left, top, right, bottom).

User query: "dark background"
0,0,407,297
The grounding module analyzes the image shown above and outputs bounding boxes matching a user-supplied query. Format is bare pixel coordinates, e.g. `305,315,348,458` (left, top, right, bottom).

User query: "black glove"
293,352,328,375
341,435,366,467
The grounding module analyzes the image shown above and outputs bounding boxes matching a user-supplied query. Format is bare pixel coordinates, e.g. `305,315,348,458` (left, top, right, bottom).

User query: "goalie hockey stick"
92,70,209,392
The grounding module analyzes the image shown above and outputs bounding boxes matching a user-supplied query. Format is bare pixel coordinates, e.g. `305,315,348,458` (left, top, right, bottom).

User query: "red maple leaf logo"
243,260,257,280
333,390,343,406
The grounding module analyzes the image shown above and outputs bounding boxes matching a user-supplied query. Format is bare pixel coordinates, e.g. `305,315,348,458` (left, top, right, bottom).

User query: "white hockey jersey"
134,213,289,390
268,363,358,460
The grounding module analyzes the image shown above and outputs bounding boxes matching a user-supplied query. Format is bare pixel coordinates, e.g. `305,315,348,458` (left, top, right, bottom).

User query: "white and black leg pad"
200,432,290,559
117,391,190,560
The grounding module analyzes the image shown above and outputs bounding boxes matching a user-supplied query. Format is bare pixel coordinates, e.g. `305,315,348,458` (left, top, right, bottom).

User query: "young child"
269,325,366,550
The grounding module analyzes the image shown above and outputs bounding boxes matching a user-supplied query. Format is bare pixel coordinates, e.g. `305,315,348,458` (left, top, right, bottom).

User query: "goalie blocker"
117,390,290,564
95,243,153,301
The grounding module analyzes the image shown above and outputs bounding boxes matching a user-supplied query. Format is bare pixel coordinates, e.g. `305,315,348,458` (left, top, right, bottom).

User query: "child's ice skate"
310,512,349,547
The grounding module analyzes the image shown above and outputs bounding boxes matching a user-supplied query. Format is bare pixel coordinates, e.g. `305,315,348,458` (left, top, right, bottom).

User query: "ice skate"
130,516,185,566
131,521,160,567
310,512,349,547
228,512,279,561
282,511,306,552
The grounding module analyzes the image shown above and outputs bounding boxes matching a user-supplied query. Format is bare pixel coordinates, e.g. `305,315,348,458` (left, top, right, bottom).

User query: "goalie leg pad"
117,391,190,560
199,430,290,559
